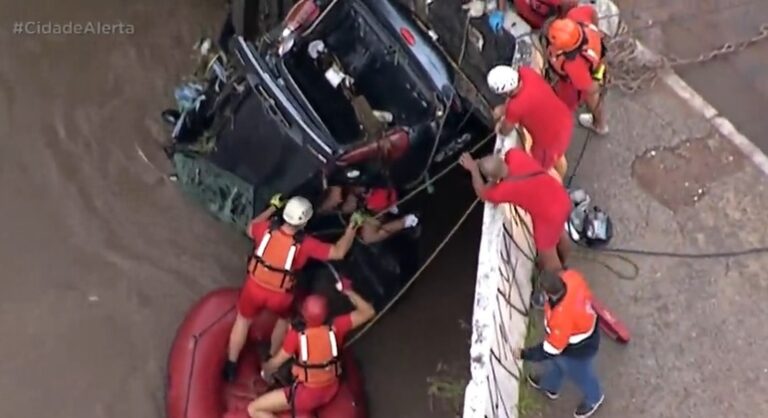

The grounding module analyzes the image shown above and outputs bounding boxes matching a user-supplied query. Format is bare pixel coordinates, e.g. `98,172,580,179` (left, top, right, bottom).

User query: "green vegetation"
427,362,468,417
519,314,544,417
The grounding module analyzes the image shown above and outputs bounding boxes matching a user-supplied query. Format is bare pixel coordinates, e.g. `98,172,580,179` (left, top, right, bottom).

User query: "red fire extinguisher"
592,297,631,344
282,0,321,38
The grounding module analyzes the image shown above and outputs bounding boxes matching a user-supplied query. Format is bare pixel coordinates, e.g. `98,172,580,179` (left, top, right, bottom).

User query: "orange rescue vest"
291,325,341,387
548,22,606,81
247,222,304,292
543,270,598,354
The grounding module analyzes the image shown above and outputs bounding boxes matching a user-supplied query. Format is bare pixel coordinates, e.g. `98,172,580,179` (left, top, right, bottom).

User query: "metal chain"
605,22,768,94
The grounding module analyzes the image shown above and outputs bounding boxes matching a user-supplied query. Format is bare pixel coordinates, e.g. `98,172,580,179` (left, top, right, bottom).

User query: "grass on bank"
426,316,546,417
427,362,468,417
519,312,545,417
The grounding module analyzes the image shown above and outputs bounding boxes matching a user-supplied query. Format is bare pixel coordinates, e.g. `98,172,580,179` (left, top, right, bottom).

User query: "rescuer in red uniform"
514,269,604,418
486,64,573,178
223,195,361,382
546,6,609,135
236,289,375,418
459,149,571,273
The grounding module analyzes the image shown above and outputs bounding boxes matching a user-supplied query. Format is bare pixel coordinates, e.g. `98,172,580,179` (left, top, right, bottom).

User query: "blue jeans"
539,354,603,406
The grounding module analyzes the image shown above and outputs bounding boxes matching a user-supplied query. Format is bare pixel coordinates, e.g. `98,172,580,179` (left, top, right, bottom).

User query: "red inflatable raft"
166,288,367,418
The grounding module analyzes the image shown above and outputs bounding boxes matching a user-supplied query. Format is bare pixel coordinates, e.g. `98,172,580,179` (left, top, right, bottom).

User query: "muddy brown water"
0,1,488,417
1,2,240,417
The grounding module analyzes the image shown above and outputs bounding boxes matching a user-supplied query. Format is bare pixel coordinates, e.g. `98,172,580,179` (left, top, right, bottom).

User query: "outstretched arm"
459,153,491,199
247,206,277,239
345,289,376,329
469,167,490,199
328,222,360,260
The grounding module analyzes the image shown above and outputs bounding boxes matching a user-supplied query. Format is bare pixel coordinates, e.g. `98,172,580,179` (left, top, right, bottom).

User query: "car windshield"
280,0,435,146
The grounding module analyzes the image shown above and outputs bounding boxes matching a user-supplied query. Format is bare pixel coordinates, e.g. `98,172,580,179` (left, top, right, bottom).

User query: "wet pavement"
615,0,768,154
525,78,768,418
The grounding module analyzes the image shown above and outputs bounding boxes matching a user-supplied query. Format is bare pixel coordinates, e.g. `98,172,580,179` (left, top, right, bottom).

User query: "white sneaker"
578,114,609,135
403,214,419,228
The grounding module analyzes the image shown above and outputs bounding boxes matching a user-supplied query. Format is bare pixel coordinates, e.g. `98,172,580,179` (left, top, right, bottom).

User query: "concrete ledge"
461,1,619,417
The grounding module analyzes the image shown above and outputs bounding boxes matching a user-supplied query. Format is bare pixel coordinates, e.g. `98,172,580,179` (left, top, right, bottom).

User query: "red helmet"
300,295,329,326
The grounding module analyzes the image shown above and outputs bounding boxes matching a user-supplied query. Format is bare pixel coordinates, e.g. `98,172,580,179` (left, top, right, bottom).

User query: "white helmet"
487,65,520,95
282,196,314,227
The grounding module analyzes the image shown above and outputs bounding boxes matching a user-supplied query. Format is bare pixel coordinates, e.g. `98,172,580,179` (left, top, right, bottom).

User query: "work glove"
461,0,486,18
269,193,286,209
350,211,368,228
487,10,505,34
403,214,420,228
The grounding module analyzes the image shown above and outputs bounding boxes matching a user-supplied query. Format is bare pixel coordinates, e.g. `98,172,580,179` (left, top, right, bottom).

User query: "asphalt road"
615,0,768,155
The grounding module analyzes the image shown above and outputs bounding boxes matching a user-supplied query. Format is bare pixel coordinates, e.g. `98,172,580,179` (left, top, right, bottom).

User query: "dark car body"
164,0,492,308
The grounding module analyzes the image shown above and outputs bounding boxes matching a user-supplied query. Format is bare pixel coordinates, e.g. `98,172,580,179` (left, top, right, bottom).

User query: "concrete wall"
461,2,620,417
461,132,537,418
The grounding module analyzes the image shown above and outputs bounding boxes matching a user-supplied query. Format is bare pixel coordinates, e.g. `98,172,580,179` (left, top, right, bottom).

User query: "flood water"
0,1,486,417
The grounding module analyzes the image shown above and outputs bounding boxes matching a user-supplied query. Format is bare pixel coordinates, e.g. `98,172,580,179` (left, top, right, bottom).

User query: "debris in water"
135,142,168,180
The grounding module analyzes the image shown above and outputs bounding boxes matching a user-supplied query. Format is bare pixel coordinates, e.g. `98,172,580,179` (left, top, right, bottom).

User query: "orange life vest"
291,325,342,387
548,22,606,81
246,222,304,292
543,270,598,354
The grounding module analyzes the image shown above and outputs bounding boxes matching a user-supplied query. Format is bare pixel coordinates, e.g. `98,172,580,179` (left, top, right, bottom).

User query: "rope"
583,244,768,259
340,5,768,346
346,198,481,347
374,131,494,219
406,13,473,190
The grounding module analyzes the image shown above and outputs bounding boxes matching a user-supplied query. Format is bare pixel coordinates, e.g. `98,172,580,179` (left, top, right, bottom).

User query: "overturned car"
161,0,493,308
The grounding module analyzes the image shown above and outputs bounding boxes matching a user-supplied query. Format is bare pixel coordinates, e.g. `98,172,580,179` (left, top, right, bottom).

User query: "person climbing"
489,0,578,31
458,148,571,273
223,195,361,382
514,269,604,418
234,288,376,418
318,184,419,244
487,64,573,179
545,5,609,135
